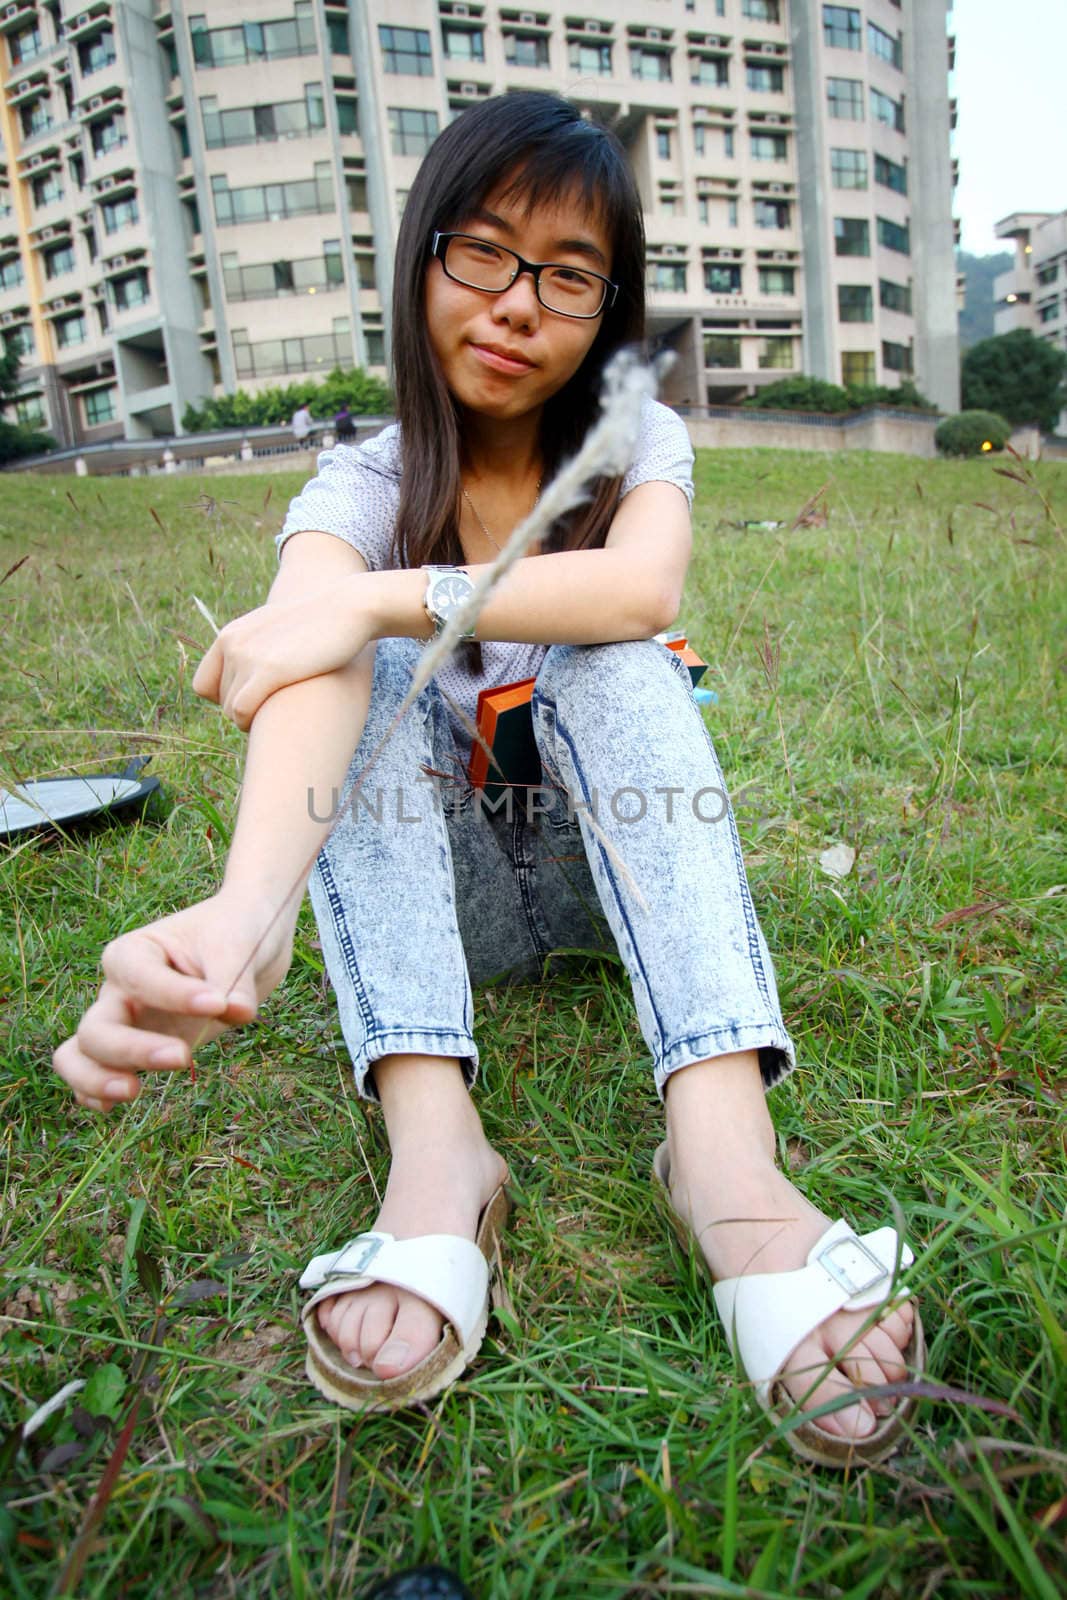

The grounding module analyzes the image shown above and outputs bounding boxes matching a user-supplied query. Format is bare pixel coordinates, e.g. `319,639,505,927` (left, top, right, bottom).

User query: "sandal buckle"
816,1236,888,1297
327,1234,385,1279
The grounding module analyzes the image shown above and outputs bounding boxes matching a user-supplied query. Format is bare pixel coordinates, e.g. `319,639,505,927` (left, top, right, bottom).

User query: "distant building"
994,210,1067,353
0,0,959,448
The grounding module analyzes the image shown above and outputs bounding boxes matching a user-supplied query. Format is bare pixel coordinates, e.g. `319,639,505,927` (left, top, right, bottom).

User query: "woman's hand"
52,891,294,1114
192,585,378,732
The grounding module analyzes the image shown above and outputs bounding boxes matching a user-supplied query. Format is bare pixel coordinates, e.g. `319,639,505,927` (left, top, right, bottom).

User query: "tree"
0,344,55,466
961,328,1067,433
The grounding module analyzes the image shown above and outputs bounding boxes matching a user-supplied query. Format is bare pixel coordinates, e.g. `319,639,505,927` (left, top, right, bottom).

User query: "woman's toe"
372,1295,445,1379
358,1288,401,1369
781,1333,877,1440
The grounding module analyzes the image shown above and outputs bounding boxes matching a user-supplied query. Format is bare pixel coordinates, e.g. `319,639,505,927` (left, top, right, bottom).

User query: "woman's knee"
535,638,666,703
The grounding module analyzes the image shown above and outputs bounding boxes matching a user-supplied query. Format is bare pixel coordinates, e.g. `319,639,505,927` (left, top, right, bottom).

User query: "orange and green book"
468,635,709,803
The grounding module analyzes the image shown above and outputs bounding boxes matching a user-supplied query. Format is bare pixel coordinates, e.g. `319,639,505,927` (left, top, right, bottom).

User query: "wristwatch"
423,565,477,640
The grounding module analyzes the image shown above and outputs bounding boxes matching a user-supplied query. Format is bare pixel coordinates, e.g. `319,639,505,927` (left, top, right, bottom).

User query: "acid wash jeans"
307,634,797,1104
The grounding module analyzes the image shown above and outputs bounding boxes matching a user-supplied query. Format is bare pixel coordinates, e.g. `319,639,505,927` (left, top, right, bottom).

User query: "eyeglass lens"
444,235,606,316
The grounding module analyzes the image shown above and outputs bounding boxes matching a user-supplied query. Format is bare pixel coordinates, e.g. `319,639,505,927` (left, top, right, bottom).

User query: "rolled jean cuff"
655,1022,797,1104
349,1028,480,1104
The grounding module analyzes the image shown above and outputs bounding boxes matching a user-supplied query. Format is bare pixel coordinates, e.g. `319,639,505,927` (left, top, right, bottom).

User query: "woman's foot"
664,1053,916,1442
313,1056,508,1382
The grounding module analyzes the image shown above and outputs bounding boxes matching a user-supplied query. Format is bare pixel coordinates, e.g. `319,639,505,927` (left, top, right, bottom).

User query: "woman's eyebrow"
464,206,608,268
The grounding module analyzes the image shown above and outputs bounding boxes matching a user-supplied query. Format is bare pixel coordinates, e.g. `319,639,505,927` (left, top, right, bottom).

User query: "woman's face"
425,177,613,425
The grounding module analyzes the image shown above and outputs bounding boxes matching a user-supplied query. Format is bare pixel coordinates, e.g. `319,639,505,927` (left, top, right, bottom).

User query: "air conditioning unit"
460,81,478,95
89,95,103,110
111,254,126,267
772,250,787,260
453,2,470,12
40,226,54,239
586,19,603,31
769,182,784,193
30,153,43,166
647,27,662,41
519,11,536,24
5,4,21,18
765,114,782,124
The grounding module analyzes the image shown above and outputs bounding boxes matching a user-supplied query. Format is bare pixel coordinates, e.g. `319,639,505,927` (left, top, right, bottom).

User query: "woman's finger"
76,992,197,1076
53,1034,141,1106
191,641,220,701
100,934,234,1017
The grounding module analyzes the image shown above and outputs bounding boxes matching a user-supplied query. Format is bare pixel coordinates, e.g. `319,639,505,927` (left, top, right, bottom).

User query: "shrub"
962,328,1067,431
0,419,56,466
844,379,938,412
934,409,1013,458
181,366,393,433
743,377,853,413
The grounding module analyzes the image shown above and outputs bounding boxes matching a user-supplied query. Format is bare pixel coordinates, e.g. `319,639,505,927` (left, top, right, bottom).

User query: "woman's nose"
491,266,541,325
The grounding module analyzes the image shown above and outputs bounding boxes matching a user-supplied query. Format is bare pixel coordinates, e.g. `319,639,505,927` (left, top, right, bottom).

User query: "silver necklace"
461,477,542,552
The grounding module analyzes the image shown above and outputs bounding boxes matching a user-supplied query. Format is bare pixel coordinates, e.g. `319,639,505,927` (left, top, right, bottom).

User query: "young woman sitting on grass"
52,91,923,1468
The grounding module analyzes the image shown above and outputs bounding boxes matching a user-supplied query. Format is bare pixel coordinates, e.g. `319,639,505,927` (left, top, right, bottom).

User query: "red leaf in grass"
53,1391,143,1595
993,468,1028,484
149,507,166,533
1,555,30,586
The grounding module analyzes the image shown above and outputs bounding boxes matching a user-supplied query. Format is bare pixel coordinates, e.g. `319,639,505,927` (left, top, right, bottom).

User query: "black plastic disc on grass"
0,757,162,844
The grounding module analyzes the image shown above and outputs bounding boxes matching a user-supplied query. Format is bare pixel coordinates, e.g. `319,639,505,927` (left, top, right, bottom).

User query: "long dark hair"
389,91,647,674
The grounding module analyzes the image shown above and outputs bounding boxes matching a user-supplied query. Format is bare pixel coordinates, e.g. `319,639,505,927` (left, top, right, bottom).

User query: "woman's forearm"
221,652,374,918
363,548,675,646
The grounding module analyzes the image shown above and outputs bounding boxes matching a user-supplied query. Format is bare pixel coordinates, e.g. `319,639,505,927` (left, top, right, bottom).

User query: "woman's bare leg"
315,1053,508,1378
663,1050,916,1440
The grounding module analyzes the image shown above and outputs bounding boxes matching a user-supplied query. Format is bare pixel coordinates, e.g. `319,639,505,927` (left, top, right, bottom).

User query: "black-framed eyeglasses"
431,230,618,319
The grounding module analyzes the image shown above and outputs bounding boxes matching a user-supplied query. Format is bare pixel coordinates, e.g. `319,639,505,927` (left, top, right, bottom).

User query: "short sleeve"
619,397,695,510
275,438,401,569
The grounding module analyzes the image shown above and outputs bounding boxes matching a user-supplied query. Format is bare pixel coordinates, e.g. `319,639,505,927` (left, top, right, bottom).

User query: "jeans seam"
315,849,377,1043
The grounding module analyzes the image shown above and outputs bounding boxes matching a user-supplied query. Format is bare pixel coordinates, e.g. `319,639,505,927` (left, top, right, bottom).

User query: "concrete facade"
1,0,959,446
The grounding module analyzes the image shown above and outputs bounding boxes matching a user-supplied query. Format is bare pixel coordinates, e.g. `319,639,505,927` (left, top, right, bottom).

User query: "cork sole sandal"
299,1180,510,1412
652,1142,925,1468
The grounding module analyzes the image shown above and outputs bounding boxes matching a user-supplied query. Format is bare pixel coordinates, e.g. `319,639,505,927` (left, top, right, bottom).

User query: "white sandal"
299,1181,510,1411
652,1142,925,1467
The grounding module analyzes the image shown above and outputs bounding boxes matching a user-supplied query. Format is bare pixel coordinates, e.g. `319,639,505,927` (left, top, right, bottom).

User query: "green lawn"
1,448,1064,1598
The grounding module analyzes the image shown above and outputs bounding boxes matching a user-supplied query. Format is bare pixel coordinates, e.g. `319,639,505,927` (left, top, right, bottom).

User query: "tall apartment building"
994,210,1067,350
0,0,958,449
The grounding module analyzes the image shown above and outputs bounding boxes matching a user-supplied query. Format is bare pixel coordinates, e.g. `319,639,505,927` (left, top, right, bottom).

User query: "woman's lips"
469,342,536,375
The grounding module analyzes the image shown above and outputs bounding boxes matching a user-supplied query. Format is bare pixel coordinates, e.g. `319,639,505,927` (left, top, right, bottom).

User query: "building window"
32,172,64,208
841,350,875,386
750,132,787,161
727,197,739,226
691,56,728,87
328,16,350,54
754,198,790,229
868,21,902,69
657,128,671,159
379,25,432,75
877,215,910,254
570,40,611,75
10,25,43,66
759,265,795,294
823,7,861,50
1036,264,1060,287
84,386,119,425
222,246,347,299
504,32,549,68
15,394,45,426
651,262,686,292
211,164,334,225
874,154,907,195
831,148,867,189
746,63,784,92
337,95,358,134
113,268,150,310
834,217,870,257
693,125,707,156
200,87,327,148
697,196,709,224
55,313,88,348
388,106,439,157
20,98,54,139
882,339,913,373
742,0,779,20
631,46,672,82
89,112,128,157
827,77,863,119
837,283,873,322
704,332,742,367
78,29,117,75
871,87,905,132
705,263,741,294
759,336,793,369
0,256,25,290
365,329,385,366
724,128,735,157
1038,300,1060,324
189,5,317,69
443,26,486,62
101,195,139,233
43,242,75,279
3,325,34,358
231,327,354,379
879,277,912,314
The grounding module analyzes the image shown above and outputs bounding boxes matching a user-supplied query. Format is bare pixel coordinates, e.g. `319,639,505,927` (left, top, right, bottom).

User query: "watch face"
433,574,474,616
